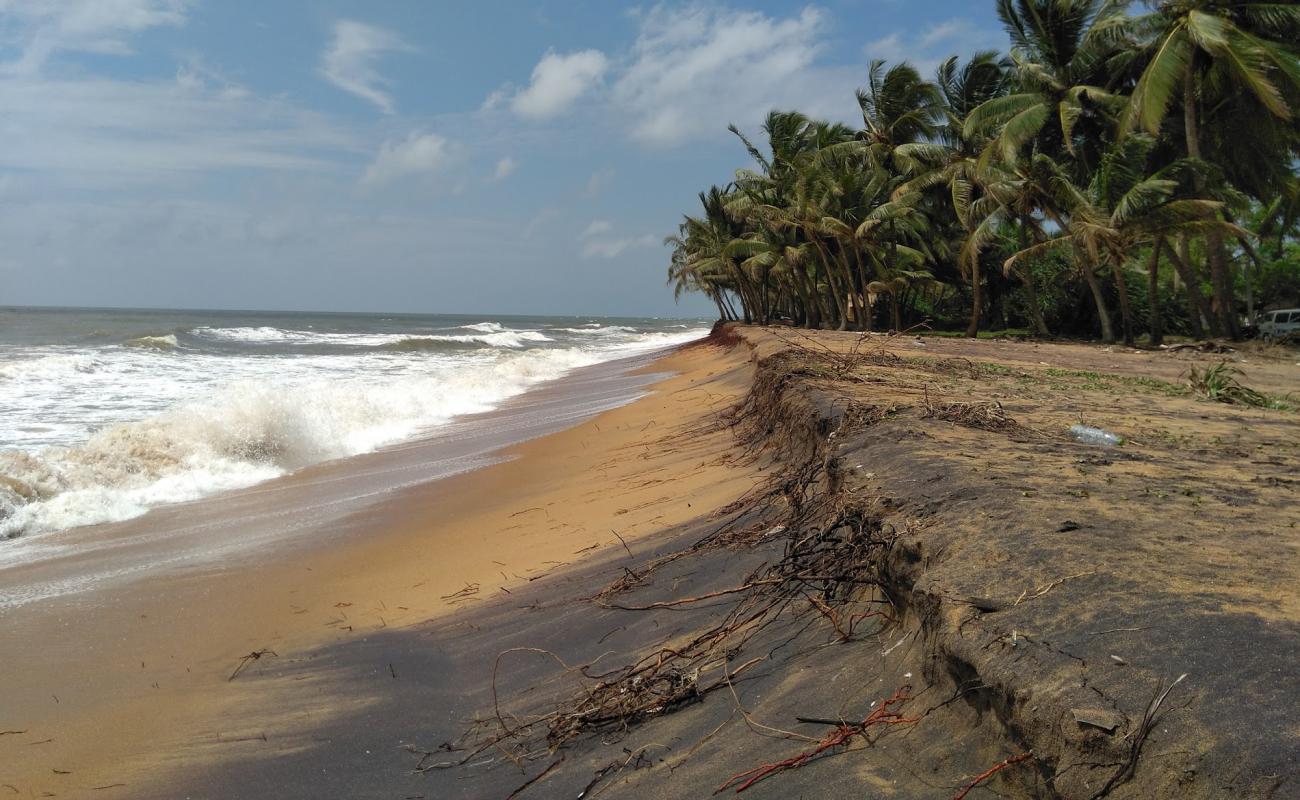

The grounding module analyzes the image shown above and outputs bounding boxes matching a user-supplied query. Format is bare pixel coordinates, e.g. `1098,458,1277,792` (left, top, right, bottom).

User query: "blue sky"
0,1,1006,317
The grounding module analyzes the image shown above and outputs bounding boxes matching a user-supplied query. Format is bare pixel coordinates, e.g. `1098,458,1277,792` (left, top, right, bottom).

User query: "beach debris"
923,399,1023,434
505,756,564,800
963,596,1007,613
1088,673,1188,798
950,752,1035,800
577,748,654,799
1069,424,1123,446
714,687,915,794
1166,341,1234,354
439,583,480,604
1072,708,1125,733
228,649,277,682
610,529,634,558
1110,654,1128,665
1186,362,1272,407
1014,570,1098,606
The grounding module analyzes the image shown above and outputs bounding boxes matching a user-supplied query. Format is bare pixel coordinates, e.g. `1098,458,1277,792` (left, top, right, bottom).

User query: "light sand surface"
0,339,758,797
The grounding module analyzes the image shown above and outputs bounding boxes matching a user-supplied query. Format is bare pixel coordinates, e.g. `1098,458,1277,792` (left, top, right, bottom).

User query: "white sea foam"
123,334,180,350
0,353,103,379
0,324,707,541
190,325,552,349
553,325,639,335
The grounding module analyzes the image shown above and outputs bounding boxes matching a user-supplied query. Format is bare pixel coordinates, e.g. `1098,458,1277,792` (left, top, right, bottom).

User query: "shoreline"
0,343,692,604
0,336,761,797
4,326,1297,798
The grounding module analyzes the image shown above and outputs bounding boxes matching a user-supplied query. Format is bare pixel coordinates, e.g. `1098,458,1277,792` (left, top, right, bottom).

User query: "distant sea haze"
0,308,708,544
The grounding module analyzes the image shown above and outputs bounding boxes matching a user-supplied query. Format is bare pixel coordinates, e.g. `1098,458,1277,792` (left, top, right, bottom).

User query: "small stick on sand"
228,649,278,682
951,752,1034,800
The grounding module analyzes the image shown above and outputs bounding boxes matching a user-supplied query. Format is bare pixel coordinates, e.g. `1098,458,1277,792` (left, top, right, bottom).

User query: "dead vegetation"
420,345,912,794
418,330,1275,799
1185,361,1287,408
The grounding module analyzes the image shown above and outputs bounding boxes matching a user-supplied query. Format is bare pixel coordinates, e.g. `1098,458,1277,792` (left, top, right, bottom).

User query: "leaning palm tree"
1005,135,1245,344
1096,0,1300,337
898,52,1053,336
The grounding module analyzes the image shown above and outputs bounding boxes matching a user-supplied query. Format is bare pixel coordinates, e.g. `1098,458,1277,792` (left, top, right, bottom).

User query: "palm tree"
1098,0,1300,337
661,2,1298,344
1005,135,1243,344
964,0,1124,168
898,52,1053,336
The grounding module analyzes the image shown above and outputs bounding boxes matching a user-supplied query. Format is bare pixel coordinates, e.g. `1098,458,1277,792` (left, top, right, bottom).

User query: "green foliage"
1186,361,1278,407
666,0,1300,345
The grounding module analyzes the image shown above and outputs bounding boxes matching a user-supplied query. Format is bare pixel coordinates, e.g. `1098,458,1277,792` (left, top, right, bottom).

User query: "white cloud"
491,156,518,181
509,49,608,119
581,233,657,259
920,19,977,49
0,71,356,178
320,19,408,114
612,6,838,146
584,167,615,197
362,132,451,186
866,18,1005,78
480,86,510,112
579,220,612,240
523,207,560,239
0,0,189,73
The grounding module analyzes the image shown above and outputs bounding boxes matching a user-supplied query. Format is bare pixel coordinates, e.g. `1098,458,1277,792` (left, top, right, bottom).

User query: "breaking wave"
0,346,600,539
0,354,103,380
552,325,639,335
123,334,179,351
189,325,551,350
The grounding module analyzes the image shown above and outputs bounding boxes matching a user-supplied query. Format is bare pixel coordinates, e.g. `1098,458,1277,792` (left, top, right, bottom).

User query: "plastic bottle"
1069,424,1123,446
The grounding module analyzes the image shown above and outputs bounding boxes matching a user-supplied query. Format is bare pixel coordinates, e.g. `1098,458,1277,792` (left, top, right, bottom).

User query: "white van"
1259,308,1300,341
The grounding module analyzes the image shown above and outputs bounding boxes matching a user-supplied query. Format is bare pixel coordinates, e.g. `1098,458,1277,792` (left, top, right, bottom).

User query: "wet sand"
0,339,759,797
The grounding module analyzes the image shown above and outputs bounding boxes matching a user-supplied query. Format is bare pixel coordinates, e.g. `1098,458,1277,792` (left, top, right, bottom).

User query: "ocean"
0,307,709,546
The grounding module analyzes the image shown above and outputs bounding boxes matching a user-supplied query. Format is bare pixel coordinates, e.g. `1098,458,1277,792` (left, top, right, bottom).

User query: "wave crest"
0,354,102,380
0,346,593,539
123,334,179,351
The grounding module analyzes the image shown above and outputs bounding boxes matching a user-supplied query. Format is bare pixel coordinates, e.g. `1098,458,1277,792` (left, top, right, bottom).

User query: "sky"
0,1,1008,317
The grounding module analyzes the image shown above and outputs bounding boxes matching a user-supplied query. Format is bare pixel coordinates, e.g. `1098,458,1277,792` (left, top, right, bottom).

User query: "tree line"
666,0,1300,343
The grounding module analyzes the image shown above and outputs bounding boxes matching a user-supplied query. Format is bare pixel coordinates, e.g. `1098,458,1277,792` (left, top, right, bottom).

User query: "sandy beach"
0,338,760,797
4,327,1299,799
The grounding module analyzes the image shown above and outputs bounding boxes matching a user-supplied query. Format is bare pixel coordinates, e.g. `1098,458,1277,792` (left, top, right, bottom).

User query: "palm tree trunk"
796,268,821,329
1018,269,1049,335
1109,259,1136,346
811,240,849,330
1183,57,1237,339
1167,237,1210,338
1019,222,1050,336
716,294,732,321
1080,256,1116,343
1147,238,1164,346
849,248,870,331
965,258,982,338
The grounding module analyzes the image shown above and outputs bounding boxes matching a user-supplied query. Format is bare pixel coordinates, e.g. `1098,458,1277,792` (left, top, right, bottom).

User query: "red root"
714,686,915,794
950,751,1034,800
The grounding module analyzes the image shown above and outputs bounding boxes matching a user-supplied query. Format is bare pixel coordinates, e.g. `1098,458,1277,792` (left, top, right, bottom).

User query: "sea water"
0,307,709,543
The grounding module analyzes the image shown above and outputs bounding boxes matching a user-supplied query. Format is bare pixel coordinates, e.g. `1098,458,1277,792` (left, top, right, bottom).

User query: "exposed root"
713,686,916,794
950,751,1035,800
